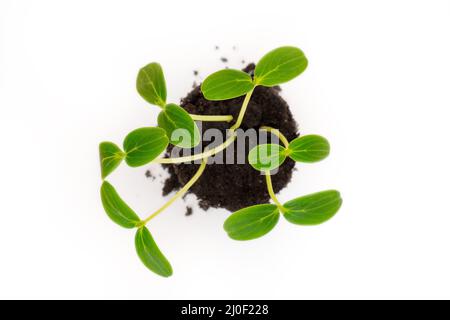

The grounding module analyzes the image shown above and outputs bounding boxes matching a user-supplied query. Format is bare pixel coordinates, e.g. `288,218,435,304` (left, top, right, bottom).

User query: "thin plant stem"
152,133,237,164
139,160,207,225
265,171,286,212
260,126,290,148
230,88,255,131
190,114,233,122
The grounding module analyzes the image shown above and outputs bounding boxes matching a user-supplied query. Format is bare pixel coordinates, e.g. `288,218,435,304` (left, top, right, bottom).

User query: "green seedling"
137,62,201,148
224,130,341,241
99,46,342,277
247,133,330,172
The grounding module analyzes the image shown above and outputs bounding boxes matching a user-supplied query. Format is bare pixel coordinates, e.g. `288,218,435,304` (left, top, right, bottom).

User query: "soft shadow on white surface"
1,0,450,299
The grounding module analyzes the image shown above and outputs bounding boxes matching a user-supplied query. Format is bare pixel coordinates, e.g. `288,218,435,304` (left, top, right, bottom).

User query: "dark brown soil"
162,64,299,213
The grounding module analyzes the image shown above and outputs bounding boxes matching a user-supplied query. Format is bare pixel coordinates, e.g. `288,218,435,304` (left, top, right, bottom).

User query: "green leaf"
254,46,308,87
224,204,280,241
123,127,168,167
288,135,330,163
135,226,173,277
158,104,200,148
283,190,342,225
248,144,287,171
99,142,125,179
100,181,141,228
136,62,167,107
201,69,254,100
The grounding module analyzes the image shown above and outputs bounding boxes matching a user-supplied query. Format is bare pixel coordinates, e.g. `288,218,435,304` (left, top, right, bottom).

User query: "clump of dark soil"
162,64,299,212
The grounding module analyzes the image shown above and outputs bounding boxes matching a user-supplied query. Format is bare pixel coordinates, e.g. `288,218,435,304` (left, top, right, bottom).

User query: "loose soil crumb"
193,70,199,76
161,64,298,212
220,57,228,63
145,170,155,180
185,207,193,216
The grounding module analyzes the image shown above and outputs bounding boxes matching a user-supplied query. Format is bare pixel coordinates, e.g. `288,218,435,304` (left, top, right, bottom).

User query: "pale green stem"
260,126,290,148
152,133,237,164
139,160,207,225
230,88,255,131
190,114,233,122
265,171,286,212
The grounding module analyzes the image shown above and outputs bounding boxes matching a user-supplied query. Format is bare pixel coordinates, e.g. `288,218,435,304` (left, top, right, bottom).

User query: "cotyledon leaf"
224,204,280,241
100,181,141,228
123,127,169,167
136,62,167,107
135,226,173,277
248,144,287,172
283,190,342,225
288,135,330,163
157,103,200,148
254,46,308,87
201,69,254,100
99,141,125,179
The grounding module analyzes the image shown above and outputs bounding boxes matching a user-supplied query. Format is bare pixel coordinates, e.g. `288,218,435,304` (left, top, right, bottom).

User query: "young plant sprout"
99,46,342,277
225,131,342,240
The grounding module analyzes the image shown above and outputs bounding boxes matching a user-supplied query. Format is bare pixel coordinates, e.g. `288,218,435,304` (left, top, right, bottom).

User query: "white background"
1,0,449,299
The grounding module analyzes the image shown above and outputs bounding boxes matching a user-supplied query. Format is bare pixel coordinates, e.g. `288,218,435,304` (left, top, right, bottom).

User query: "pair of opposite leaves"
136,62,200,149
249,134,331,171
224,190,342,241
227,133,342,241
101,181,172,277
